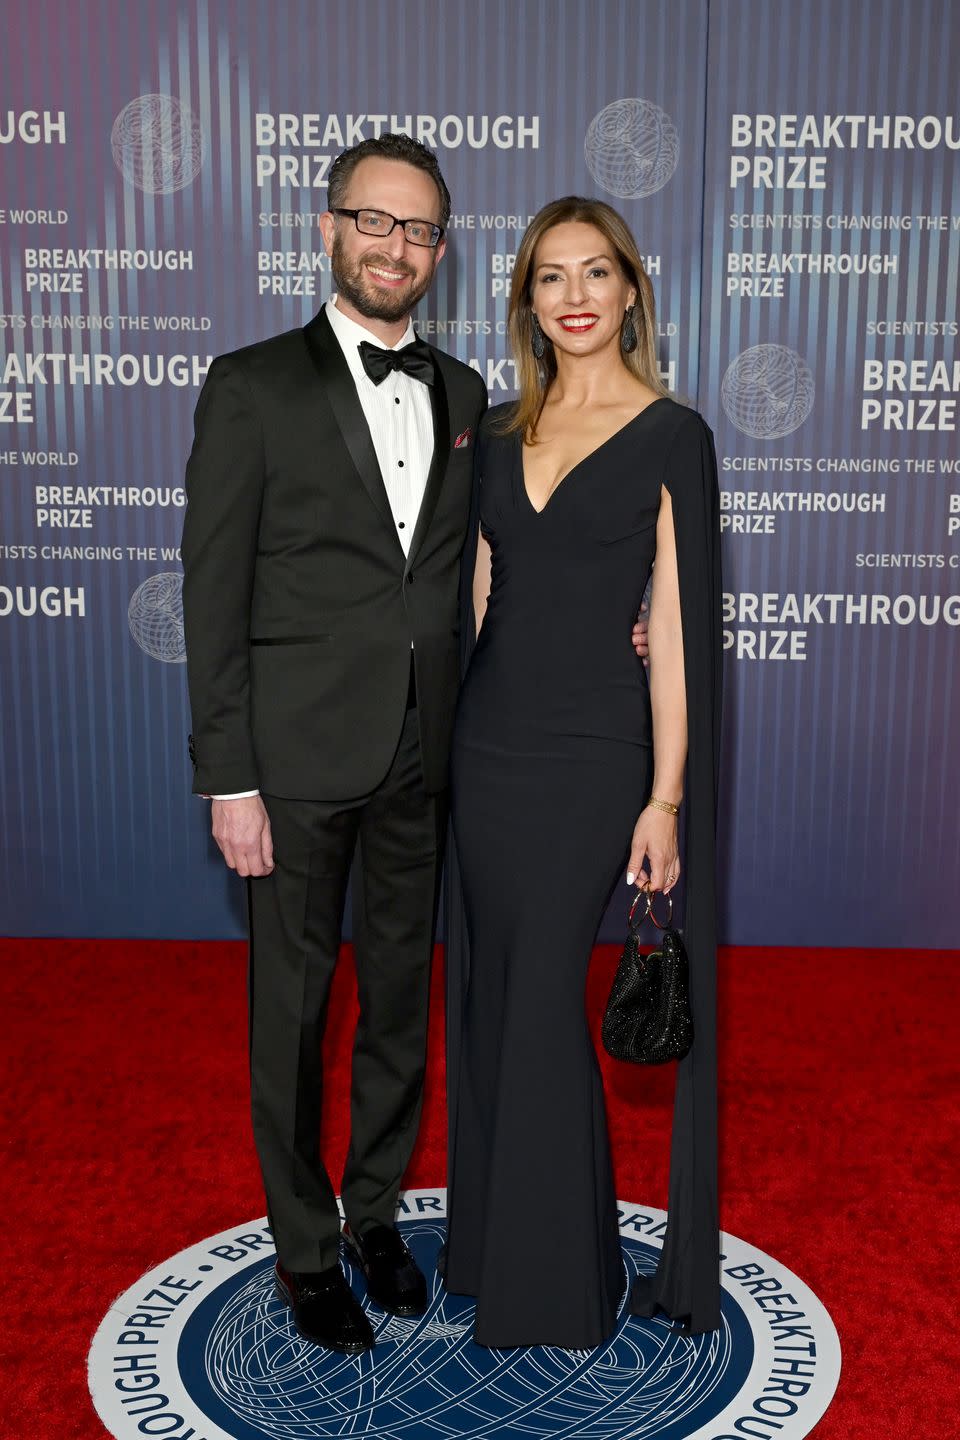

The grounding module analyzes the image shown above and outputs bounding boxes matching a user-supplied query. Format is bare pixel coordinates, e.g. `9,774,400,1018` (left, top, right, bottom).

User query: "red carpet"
1,937,958,1438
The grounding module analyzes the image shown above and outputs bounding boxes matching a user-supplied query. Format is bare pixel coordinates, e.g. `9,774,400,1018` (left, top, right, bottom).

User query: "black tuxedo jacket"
181,308,488,800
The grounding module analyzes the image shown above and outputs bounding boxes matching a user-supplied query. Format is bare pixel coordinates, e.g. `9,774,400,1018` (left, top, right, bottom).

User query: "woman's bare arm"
626,484,687,892
647,485,687,805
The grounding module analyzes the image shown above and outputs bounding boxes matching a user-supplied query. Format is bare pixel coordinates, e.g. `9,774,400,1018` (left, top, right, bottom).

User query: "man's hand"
632,601,650,666
211,796,274,877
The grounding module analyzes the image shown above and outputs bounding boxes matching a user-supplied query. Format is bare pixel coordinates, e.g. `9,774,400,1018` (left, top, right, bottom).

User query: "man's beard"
331,235,435,322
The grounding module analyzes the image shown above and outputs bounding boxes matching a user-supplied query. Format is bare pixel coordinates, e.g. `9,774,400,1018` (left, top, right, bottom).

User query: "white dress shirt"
324,296,435,547
210,296,434,801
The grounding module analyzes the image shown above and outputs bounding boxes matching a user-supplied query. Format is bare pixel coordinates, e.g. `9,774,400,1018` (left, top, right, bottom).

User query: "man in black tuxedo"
181,135,487,1354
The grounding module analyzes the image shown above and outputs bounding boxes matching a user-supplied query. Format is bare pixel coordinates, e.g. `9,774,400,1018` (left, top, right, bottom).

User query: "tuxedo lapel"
405,358,450,573
303,310,401,548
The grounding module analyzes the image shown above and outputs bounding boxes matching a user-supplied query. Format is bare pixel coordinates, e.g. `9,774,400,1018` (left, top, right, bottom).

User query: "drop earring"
531,314,545,359
621,305,638,354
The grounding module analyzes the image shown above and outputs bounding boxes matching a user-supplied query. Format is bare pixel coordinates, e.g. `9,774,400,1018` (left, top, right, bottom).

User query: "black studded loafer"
274,1260,375,1354
343,1223,428,1317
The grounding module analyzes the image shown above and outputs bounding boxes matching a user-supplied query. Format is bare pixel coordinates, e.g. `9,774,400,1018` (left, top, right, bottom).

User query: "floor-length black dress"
444,396,722,1349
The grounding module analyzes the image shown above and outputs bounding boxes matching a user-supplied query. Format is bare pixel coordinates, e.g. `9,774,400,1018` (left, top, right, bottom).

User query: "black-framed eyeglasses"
332,207,444,248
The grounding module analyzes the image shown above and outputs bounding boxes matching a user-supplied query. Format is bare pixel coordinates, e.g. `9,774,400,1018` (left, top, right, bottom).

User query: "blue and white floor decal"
89,1188,840,1439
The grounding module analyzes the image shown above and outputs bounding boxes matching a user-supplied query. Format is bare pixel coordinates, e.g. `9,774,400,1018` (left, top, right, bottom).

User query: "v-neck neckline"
519,397,668,517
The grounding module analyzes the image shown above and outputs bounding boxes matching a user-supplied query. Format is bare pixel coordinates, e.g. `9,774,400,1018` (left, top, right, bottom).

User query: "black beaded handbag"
601,886,694,1064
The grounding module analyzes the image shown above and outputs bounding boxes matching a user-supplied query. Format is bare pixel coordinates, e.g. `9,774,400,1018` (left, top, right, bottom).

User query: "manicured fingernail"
627,871,635,885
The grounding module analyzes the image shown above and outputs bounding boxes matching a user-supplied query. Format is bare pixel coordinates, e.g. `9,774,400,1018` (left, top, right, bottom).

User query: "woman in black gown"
444,197,722,1349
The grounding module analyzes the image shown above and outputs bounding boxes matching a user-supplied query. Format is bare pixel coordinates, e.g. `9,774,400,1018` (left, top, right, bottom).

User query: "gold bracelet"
647,796,680,816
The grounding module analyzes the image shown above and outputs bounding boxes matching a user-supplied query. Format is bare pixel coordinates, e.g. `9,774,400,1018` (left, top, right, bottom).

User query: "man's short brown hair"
328,133,452,228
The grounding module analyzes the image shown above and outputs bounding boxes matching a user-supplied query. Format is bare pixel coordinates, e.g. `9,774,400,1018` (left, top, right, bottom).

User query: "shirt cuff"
204,790,260,800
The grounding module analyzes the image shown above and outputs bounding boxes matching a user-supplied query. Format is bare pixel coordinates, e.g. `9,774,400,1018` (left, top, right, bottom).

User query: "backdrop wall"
1,0,957,943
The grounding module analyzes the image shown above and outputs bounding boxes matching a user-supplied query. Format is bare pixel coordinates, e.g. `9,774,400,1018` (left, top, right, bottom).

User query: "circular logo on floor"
89,1189,840,1440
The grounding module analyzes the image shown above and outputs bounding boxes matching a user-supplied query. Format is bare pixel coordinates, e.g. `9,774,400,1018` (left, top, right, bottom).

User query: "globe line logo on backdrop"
584,99,680,198
721,344,815,439
111,94,205,193
88,1189,840,1440
128,571,186,662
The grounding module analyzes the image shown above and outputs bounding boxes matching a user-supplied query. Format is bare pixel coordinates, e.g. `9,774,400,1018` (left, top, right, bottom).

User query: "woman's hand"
626,806,680,894
631,600,650,665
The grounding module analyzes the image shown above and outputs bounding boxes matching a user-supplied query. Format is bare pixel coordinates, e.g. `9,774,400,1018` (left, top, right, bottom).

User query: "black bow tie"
358,338,436,387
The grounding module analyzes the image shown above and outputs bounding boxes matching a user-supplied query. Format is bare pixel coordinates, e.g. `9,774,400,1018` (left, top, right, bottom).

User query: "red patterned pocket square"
454,428,472,449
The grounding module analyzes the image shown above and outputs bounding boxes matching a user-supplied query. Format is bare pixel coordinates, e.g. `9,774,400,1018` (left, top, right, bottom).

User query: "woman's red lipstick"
557,313,599,330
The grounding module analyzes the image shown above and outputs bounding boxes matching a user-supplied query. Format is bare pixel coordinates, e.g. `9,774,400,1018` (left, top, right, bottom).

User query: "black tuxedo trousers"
181,310,487,1268
251,706,447,1268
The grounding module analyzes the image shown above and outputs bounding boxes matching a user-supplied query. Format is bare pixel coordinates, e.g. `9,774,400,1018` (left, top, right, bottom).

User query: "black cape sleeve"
629,409,723,1334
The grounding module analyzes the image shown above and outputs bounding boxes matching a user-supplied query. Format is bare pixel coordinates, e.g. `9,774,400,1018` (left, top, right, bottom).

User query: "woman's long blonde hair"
499,196,668,441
